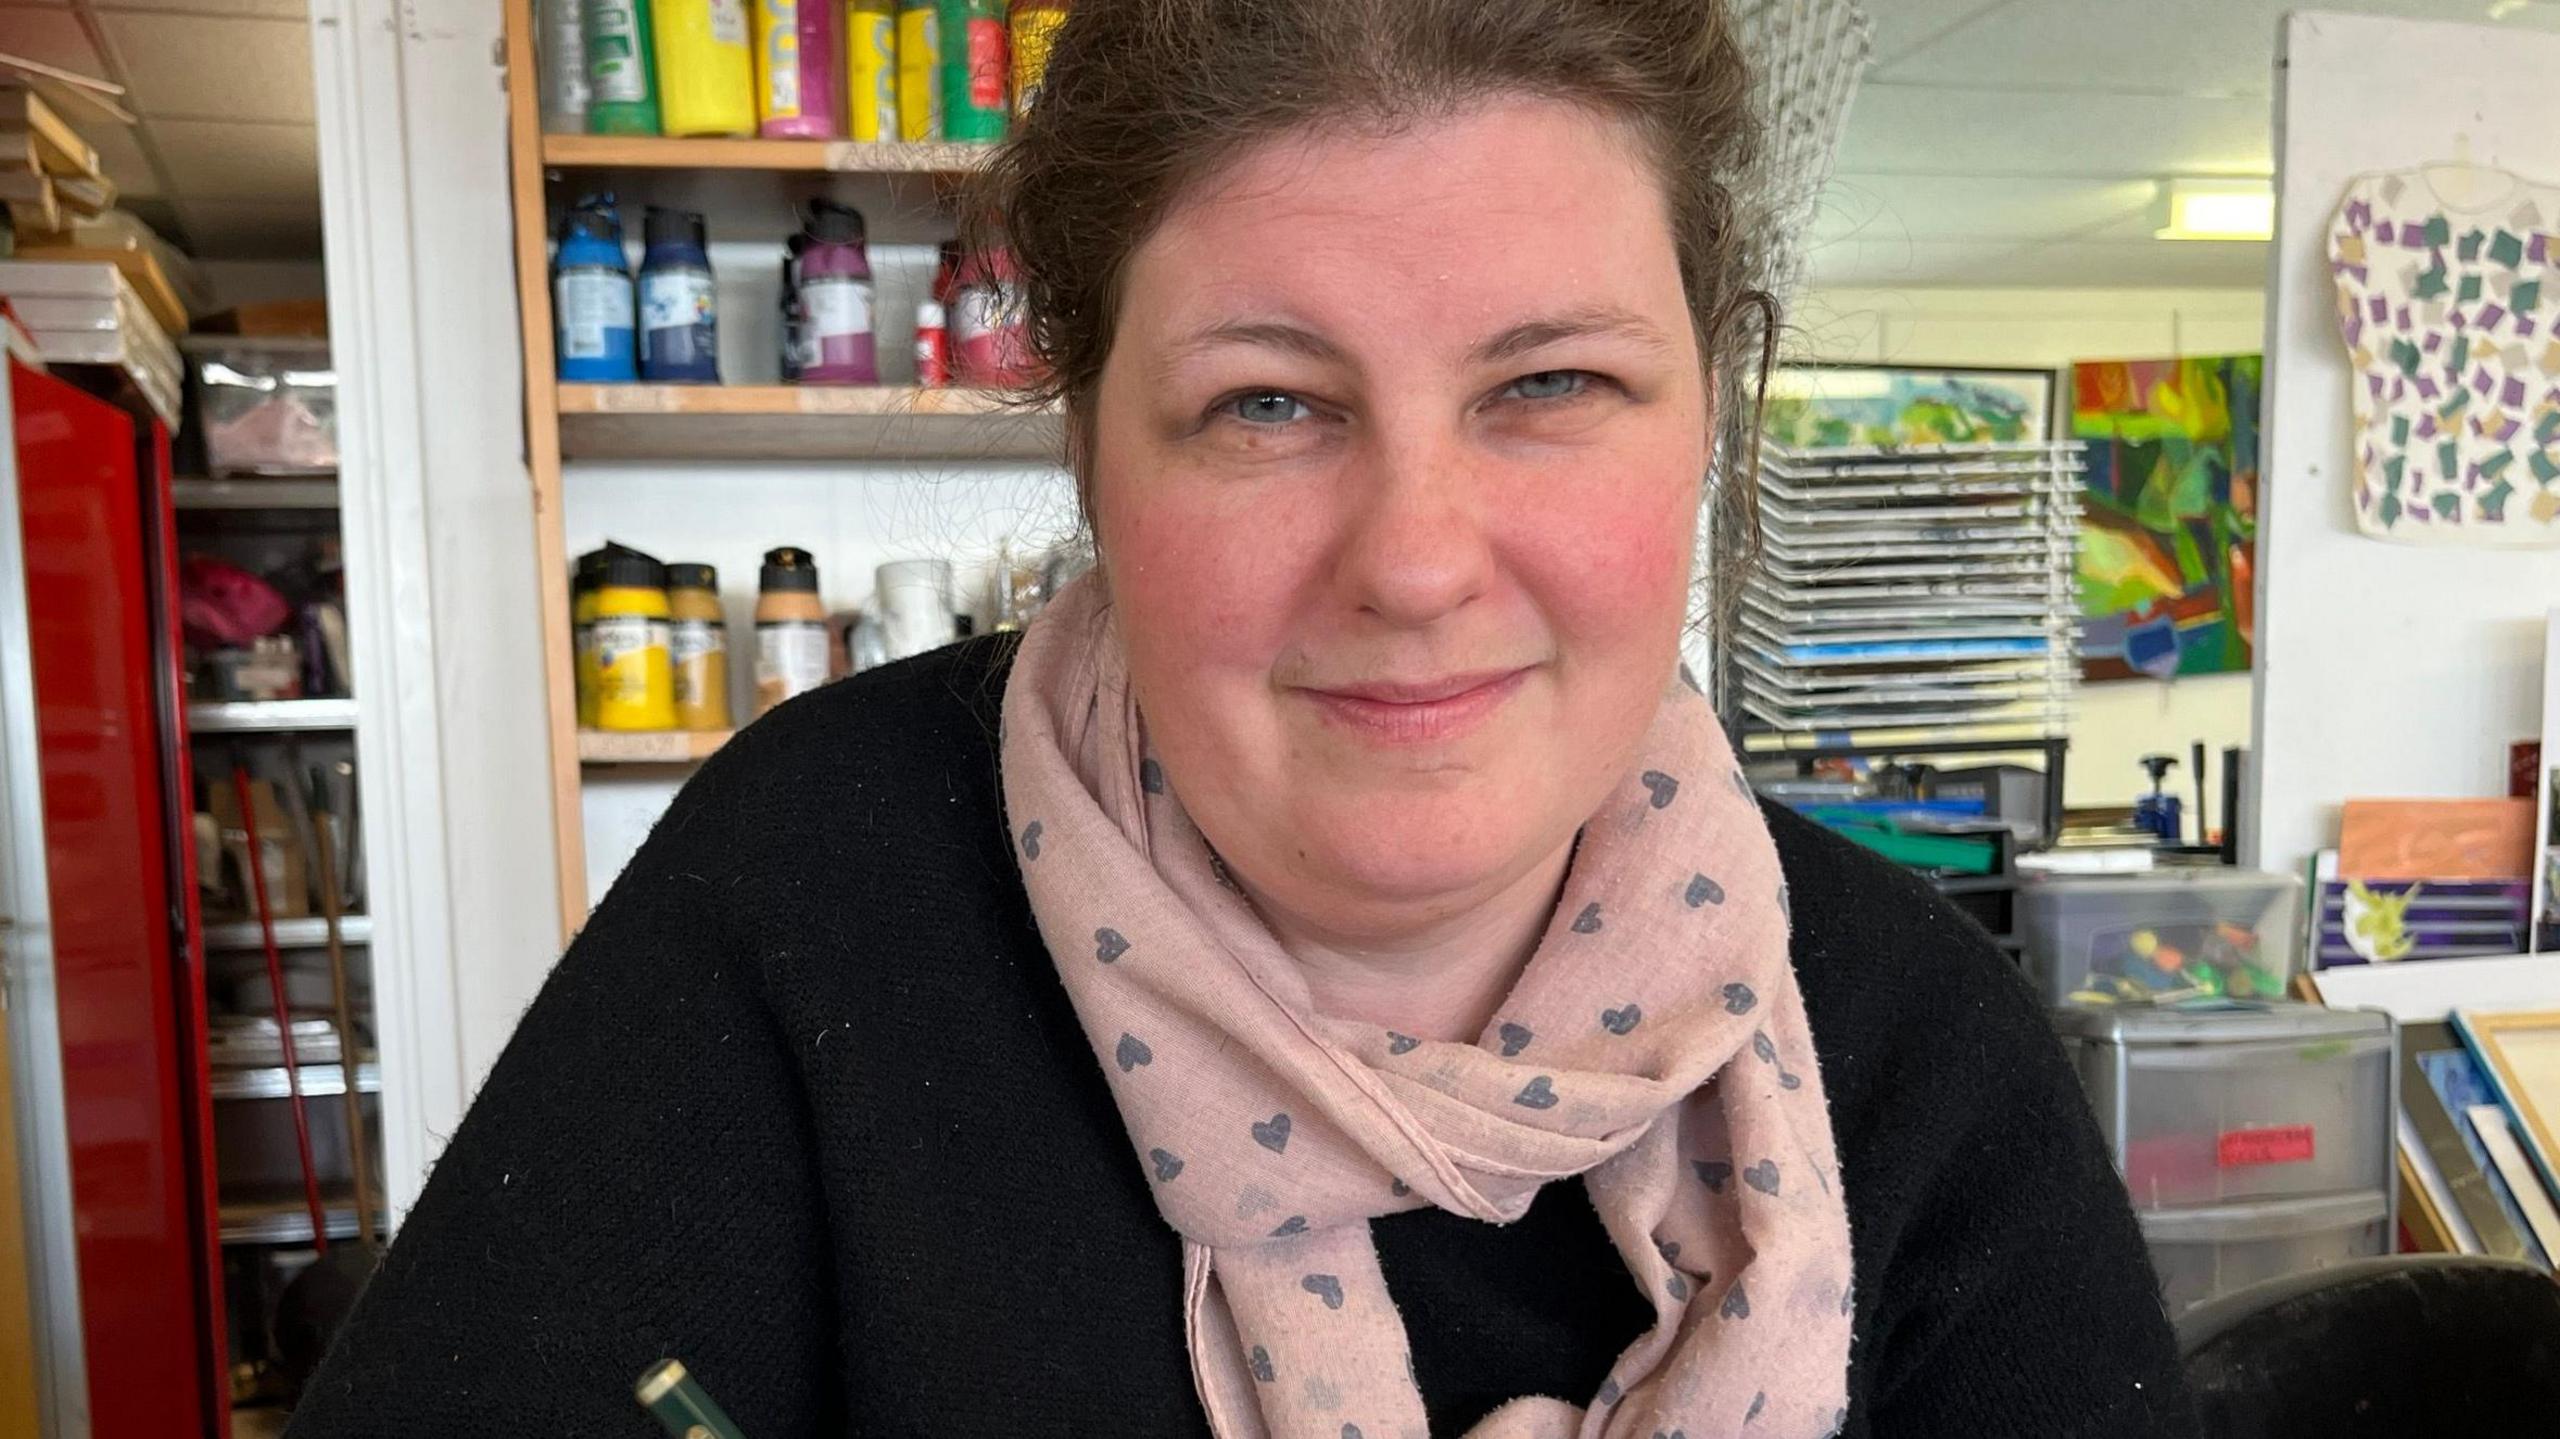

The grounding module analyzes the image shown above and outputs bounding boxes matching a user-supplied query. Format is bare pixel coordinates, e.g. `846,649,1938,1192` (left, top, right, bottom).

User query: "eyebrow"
1159,306,1677,379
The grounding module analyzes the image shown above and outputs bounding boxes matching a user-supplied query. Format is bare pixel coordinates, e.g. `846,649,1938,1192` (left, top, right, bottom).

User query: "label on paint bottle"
558,268,633,359
710,0,750,47
585,2,652,103
641,269,717,336
757,620,832,711
803,275,874,345
966,18,1006,111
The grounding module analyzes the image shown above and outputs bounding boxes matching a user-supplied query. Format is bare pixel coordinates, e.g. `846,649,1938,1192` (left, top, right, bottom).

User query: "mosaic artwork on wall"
1763,364,2055,448
2329,165,2560,546
2071,355,2261,682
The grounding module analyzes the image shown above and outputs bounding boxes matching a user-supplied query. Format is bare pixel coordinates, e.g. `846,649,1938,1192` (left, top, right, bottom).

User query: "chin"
1291,790,1552,911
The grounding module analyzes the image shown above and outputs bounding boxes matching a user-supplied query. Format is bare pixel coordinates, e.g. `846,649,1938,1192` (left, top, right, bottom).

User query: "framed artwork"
2453,1008,2560,1206
1763,364,2057,449
2071,355,2262,682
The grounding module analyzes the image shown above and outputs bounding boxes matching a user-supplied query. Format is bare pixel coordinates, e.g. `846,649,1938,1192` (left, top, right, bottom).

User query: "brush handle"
635,1360,748,1439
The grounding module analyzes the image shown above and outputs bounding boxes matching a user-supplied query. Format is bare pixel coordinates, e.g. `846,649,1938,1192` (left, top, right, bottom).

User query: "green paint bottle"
584,0,663,134
936,0,1008,144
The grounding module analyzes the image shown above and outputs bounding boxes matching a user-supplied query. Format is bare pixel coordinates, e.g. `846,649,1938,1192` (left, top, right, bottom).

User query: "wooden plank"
2339,797,2536,881
0,87,100,180
0,170,56,235
577,729,732,764
540,133,993,174
502,0,589,939
53,172,111,219
555,384,1064,462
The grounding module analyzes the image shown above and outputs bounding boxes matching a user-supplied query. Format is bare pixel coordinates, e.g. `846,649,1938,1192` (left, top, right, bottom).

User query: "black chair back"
2179,1255,2560,1437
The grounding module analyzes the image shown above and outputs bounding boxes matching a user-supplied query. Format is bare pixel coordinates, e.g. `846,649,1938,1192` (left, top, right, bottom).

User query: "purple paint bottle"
794,199,877,385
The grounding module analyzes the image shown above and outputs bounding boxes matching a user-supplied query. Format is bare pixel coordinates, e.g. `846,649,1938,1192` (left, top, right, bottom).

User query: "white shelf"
218,1197,385,1247
188,698,358,733
209,1062,380,1102
201,914,371,951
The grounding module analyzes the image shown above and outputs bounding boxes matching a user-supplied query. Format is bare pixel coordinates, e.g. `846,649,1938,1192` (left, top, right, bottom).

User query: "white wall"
2252,12,2560,877
1788,285,2267,814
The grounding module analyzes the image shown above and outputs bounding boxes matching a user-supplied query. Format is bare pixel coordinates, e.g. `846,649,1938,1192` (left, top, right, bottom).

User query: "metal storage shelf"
187,699,358,733
209,1062,380,1102
201,914,372,951
217,1196,387,1247
172,477,339,510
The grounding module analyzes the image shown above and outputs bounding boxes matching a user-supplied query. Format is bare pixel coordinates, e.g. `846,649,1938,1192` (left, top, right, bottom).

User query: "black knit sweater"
289,638,2196,1437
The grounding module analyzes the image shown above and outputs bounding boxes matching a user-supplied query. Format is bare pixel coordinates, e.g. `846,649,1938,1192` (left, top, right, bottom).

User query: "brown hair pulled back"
972,0,1773,606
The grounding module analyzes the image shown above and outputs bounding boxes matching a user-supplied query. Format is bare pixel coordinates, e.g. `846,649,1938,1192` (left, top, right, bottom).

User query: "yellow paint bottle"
592,550,679,732
653,0,757,137
844,0,897,142
894,0,941,142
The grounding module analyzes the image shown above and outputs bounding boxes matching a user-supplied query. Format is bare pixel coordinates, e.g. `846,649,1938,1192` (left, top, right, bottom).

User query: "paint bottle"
950,247,1035,385
666,562,734,731
583,0,661,134
652,0,756,137
795,200,877,384
938,0,1007,143
778,229,810,381
571,545,614,728
554,194,637,383
894,0,941,142
913,299,949,386
754,0,840,138
1010,0,1067,116
639,206,721,384
592,549,678,732
538,0,591,132
843,0,898,142
755,546,831,716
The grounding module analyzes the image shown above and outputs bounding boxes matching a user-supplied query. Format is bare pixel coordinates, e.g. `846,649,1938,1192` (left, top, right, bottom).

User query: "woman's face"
1091,97,1707,942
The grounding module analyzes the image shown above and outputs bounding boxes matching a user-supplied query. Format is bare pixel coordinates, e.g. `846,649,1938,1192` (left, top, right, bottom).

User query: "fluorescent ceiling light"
2154,179,2275,242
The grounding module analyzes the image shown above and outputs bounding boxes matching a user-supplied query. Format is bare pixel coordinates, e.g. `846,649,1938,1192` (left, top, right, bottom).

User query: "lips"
1300,667,1530,744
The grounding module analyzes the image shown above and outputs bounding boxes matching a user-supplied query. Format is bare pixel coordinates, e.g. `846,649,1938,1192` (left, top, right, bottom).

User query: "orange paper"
2338,798,2535,880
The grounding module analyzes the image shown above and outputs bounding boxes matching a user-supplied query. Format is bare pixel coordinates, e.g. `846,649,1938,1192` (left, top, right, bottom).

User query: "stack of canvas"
1735,439,2083,738
0,259,181,425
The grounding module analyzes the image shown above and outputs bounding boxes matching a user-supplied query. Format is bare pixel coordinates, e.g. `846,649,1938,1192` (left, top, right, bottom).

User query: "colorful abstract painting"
1764,365,2055,448
2072,355,2262,681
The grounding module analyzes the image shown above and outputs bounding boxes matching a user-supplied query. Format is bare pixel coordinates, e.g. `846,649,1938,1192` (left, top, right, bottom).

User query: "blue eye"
1507,370,1591,401
1224,391,1309,425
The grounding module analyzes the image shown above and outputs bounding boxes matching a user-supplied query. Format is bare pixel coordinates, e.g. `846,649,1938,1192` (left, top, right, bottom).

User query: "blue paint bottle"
639,206,721,384
554,193,636,382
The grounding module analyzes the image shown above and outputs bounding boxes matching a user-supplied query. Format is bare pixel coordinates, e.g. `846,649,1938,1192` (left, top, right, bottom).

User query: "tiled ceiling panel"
148,119,315,202
0,7,107,72
93,12,311,122
1836,85,2275,180
87,0,304,15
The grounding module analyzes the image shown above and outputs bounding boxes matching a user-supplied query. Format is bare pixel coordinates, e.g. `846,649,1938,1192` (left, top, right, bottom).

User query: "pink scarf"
1000,575,1853,1439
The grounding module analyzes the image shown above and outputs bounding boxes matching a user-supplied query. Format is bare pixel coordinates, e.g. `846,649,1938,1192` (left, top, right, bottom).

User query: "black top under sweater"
288,637,2198,1437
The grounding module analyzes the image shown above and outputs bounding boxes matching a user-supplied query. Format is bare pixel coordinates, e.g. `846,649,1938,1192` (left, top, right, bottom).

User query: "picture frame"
2453,1008,2560,1204
1763,363,2059,449
2397,1020,2533,1261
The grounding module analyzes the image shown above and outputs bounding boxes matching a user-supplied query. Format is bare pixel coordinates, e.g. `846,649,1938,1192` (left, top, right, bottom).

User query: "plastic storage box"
2020,869,2303,1006
2055,1002,2396,1210
2140,1191,2392,1316
184,336,337,476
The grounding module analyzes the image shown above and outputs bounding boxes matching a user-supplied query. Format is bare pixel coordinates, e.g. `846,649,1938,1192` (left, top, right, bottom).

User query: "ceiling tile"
1838,83,2273,178
1863,0,2033,68
1812,173,2161,244
1874,0,2560,96
0,8,107,78
94,13,310,122
83,117,159,196
1802,236,2268,289
173,196,320,259
146,118,313,201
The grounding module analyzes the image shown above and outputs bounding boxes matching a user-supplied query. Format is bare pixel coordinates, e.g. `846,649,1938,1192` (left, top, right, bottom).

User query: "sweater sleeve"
1857,946,2200,1438
285,764,842,1437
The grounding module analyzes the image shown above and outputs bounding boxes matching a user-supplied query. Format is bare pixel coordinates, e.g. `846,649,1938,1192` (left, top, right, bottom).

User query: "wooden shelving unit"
576,729,734,765
500,6,1046,937
557,383,1061,461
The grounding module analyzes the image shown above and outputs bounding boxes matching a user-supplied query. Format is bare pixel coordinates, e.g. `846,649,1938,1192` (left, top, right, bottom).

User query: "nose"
1330,422,1496,627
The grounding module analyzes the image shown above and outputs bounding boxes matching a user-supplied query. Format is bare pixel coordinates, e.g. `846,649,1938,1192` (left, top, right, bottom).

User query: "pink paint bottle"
753,0,841,139
795,199,878,384
951,247,1039,386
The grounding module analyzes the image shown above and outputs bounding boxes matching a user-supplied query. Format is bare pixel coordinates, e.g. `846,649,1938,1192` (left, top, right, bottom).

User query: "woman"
292,2,2192,1435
